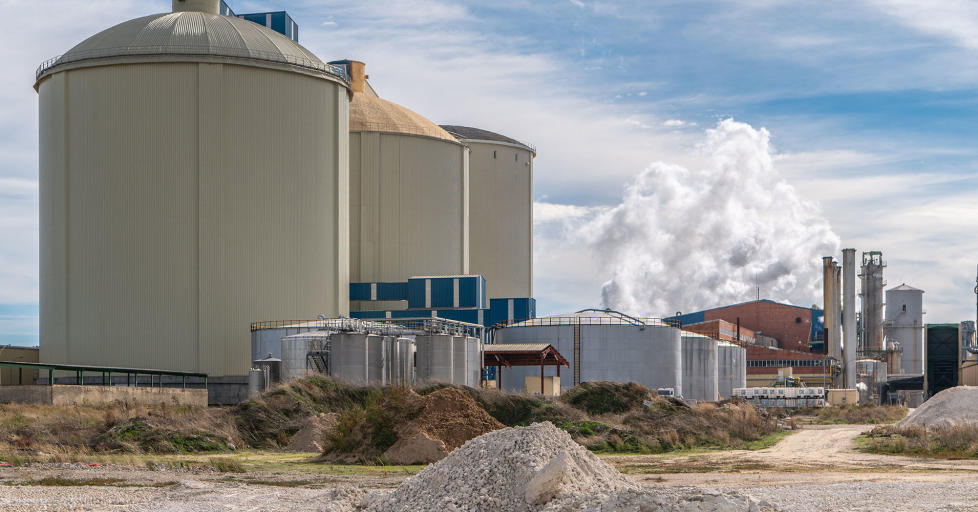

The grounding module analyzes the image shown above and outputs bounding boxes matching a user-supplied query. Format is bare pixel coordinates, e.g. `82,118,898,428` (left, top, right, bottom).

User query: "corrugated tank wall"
681,335,719,401
493,324,681,393
717,343,746,399
466,141,533,300
38,62,349,377
349,132,469,305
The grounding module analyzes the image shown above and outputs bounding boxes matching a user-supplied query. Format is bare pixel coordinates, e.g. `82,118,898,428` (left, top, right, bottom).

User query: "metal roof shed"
483,344,569,394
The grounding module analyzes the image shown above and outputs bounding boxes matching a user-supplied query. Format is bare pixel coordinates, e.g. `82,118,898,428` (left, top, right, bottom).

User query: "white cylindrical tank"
681,333,719,401
36,5,351,377
884,284,924,375
441,126,534,301
416,334,456,384
717,343,746,399
493,313,682,394
392,337,415,386
336,61,469,311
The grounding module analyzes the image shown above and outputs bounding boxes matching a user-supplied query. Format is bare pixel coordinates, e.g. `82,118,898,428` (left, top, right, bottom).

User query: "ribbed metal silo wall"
329,333,369,384
885,288,925,375
493,325,575,392
717,343,746,399
466,141,533,300
38,62,349,377
580,325,681,393
349,132,469,302
416,334,455,384
681,336,718,401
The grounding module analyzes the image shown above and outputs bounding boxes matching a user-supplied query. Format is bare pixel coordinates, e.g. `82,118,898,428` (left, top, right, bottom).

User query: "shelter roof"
889,283,924,292
483,344,570,368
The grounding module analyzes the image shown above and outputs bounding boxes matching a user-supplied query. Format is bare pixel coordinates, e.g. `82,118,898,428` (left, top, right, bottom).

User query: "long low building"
746,346,834,388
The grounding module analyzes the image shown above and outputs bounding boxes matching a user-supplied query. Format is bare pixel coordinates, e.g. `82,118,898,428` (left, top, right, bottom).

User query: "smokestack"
832,261,842,366
823,256,835,357
172,0,220,13
843,248,857,388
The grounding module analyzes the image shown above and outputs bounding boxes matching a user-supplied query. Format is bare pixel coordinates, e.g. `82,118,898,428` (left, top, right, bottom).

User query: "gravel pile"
897,386,978,429
365,422,776,512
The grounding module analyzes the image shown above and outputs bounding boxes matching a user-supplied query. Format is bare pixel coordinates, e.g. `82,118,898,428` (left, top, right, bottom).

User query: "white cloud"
866,0,978,50
662,119,696,128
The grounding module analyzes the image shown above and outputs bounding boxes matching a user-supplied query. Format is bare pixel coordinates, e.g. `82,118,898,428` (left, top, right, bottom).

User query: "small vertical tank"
416,334,455,384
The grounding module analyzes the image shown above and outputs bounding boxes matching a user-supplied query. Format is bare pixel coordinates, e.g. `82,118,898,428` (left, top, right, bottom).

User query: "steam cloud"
542,119,840,316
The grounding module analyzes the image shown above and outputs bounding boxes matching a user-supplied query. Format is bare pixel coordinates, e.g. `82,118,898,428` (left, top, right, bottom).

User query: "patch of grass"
778,405,908,425
860,424,978,458
210,457,246,473
91,418,229,454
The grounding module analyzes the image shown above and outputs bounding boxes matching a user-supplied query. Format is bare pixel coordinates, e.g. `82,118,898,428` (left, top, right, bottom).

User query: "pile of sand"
366,422,776,512
897,386,978,429
383,388,503,464
286,413,339,452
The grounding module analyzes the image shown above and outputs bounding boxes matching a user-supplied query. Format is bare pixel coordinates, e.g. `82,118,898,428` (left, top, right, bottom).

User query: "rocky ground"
4,424,978,511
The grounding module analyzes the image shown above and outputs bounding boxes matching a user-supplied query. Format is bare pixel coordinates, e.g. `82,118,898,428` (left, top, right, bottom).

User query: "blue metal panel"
430,278,454,309
377,282,408,301
457,276,487,308
407,278,427,309
350,311,386,320
436,309,483,324
664,311,705,326
270,12,286,36
349,283,371,301
236,11,299,42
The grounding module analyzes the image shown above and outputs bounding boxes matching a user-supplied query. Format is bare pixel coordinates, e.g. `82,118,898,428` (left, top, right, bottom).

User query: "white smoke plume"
542,119,840,316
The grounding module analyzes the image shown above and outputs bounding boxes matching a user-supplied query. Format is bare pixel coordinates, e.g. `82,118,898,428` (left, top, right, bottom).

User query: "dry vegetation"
0,378,782,466
772,404,908,425
862,424,978,458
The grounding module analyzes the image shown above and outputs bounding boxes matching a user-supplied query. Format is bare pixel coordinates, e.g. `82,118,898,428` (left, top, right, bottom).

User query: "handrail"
491,315,680,329
36,45,350,83
0,361,207,389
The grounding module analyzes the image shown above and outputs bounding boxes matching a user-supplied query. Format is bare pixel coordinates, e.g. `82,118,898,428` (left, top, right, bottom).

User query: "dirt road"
607,424,978,511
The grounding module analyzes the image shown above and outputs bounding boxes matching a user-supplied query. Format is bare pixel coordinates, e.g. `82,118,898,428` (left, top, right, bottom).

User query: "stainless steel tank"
416,334,456,384
717,343,746,399
681,334,719,401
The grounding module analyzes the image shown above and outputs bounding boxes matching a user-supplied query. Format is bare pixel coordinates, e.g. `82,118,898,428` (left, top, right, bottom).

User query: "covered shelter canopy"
483,344,569,394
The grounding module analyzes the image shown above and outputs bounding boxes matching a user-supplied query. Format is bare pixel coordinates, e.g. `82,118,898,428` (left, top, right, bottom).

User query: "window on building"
493,150,497,159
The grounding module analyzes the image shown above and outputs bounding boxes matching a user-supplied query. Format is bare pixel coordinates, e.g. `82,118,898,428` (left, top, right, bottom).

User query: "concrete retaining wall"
0,385,207,407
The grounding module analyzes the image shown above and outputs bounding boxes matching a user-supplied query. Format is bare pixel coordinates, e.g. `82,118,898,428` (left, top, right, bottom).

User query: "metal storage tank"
391,337,416,386
281,332,330,382
717,342,746,399
681,333,719,401
416,334,467,385
493,311,682,393
329,333,370,384
251,321,333,363
333,60,470,312
884,284,924,375
36,0,351,379
441,126,534,301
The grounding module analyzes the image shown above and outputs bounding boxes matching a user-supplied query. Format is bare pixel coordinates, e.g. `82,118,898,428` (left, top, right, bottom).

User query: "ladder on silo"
573,323,581,385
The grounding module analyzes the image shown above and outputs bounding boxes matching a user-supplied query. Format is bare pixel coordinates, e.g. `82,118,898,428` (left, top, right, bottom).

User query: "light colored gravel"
897,386,978,429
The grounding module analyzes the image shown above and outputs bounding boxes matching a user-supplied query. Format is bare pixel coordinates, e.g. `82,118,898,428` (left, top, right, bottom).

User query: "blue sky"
0,0,976,346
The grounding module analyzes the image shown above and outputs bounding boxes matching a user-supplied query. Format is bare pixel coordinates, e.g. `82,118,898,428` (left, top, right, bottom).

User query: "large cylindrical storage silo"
441,126,534,301
681,334,718,401
884,284,924,375
494,313,682,394
416,334,455,384
334,60,470,312
36,1,351,383
717,343,746,399
281,335,328,382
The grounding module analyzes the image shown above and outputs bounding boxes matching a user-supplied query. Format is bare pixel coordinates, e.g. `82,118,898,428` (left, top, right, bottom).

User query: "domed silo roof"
333,60,455,142
35,10,348,87
350,94,456,141
441,125,536,154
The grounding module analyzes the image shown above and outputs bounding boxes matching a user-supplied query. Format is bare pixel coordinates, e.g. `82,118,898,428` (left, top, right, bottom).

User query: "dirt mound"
561,381,650,415
366,422,777,512
287,413,339,452
897,386,978,429
382,388,504,464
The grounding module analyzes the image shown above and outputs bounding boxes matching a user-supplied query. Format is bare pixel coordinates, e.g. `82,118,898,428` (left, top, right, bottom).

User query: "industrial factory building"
668,300,824,353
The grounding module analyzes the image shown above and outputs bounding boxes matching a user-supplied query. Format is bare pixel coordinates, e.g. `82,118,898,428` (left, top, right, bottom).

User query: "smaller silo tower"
441,126,535,302
884,284,924,375
860,251,887,353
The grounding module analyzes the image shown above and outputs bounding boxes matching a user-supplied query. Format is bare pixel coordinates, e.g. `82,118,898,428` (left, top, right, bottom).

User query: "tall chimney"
172,0,220,14
823,257,838,360
842,248,857,388
832,261,842,368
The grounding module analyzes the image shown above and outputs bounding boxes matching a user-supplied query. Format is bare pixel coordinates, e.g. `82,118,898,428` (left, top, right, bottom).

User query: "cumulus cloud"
542,119,840,316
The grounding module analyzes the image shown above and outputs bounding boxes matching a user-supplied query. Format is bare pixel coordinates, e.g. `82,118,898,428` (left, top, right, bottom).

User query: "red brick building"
745,345,834,387
682,319,756,344
668,300,825,353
